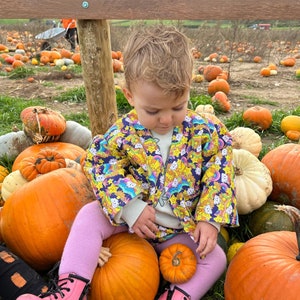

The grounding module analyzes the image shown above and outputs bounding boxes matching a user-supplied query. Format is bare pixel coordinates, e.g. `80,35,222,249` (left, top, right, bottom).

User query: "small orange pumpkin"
159,243,197,284
207,78,230,95
15,42,25,50
60,48,73,59
253,56,262,63
285,130,300,141
280,57,296,67
208,52,218,61
260,67,271,77
13,53,23,61
19,156,40,181
203,65,223,82
211,91,231,112
216,70,229,81
268,63,277,71
19,150,67,181
111,51,119,59
71,53,81,65
242,106,272,130
112,59,123,73
12,142,86,172
48,51,61,63
40,55,50,65
219,55,229,63
0,44,8,51
12,60,25,69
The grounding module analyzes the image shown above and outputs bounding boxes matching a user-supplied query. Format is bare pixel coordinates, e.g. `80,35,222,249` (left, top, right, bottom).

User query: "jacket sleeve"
195,118,239,227
83,131,144,225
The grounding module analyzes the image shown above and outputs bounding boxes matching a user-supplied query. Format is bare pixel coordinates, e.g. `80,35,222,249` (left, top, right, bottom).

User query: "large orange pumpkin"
224,231,300,300
0,168,94,271
12,142,85,171
261,143,300,209
89,232,160,300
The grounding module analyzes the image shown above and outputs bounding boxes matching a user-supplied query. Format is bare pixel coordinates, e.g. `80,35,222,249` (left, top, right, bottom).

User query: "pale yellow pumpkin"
1,170,28,201
233,149,272,215
195,104,215,115
0,166,9,183
230,127,262,157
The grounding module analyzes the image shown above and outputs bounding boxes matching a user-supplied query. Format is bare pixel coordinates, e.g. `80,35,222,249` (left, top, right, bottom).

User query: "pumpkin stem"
46,155,55,162
234,166,243,176
172,251,182,266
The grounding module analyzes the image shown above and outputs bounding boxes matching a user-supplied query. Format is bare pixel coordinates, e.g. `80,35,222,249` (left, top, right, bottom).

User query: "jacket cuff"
208,221,221,232
114,195,147,228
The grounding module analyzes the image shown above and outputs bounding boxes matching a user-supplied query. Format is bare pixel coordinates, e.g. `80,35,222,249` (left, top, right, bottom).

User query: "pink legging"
59,201,226,300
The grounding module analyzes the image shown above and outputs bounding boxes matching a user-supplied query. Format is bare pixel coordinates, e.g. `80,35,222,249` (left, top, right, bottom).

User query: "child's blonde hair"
123,25,193,97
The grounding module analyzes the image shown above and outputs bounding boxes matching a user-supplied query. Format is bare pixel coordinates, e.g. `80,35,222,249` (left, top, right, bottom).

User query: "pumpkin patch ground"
0,24,299,125
0,59,298,118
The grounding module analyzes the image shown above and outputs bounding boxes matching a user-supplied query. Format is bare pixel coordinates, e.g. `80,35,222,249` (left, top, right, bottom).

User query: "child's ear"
122,88,134,106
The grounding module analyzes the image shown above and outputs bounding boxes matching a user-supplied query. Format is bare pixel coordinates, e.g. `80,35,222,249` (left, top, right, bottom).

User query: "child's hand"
192,221,218,258
131,205,158,239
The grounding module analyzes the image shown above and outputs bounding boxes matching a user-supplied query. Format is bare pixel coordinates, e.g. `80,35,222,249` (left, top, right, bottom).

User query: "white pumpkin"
230,127,262,157
233,149,272,215
59,121,92,150
0,131,34,160
55,59,65,67
63,58,75,66
195,104,215,115
1,170,28,201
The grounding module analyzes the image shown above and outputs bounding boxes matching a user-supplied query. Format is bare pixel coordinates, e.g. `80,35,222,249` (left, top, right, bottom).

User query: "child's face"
124,81,189,135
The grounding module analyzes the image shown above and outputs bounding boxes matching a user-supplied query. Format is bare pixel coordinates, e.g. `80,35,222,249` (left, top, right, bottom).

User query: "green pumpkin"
217,232,228,254
248,201,294,236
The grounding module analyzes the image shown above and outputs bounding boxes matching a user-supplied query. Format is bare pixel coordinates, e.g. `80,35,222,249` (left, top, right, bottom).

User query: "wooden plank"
0,0,299,20
77,20,118,136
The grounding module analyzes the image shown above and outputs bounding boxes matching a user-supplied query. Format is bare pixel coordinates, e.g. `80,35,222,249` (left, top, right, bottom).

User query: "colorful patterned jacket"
84,109,239,241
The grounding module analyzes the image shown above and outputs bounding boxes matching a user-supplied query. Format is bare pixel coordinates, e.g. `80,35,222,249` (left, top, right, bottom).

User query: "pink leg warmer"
155,233,226,300
59,201,127,280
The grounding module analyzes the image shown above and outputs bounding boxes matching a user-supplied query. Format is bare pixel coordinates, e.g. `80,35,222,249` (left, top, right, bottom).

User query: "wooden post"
77,20,118,136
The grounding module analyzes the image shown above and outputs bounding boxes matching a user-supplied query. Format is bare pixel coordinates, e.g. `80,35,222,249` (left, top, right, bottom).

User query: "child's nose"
159,113,172,124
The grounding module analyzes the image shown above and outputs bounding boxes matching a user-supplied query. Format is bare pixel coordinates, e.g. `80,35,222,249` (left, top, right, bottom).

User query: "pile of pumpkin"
0,43,124,73
2,105,300,299
0,106,189,299
194,105,300,299
192,64,231,113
